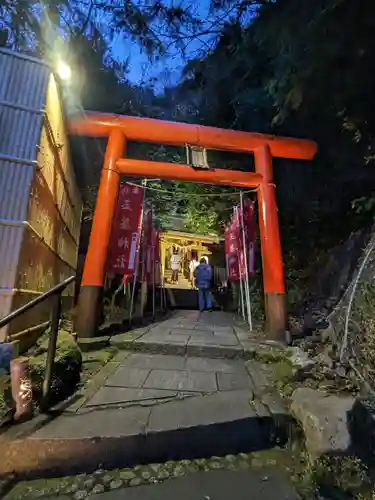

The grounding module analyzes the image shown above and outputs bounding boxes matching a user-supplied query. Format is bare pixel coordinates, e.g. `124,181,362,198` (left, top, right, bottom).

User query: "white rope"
340,239,375,362
124,181,258,198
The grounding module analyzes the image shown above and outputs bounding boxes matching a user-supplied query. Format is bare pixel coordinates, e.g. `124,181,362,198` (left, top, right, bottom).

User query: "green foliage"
29,329,82,406
0,373,9,392
347,276,375,388
175,0,375,311
298,455,372,500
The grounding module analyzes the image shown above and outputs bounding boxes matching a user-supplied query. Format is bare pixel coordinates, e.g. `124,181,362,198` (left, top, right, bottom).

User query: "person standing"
194,257,213,312
189,256,198,289
170,248,181,284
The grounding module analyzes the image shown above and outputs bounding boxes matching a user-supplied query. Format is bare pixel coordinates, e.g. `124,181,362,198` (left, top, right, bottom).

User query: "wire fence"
328,233,375,395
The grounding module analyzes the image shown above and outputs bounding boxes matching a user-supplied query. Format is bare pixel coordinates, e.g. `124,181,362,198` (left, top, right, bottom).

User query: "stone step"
107,310,266,360
109,322,257,360
166,289,199,309
111,332,252,359
0,354,291,479
95,469,300,500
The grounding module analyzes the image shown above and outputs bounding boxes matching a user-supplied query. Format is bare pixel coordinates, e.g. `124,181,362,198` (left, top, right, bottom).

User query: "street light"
56,60,71,81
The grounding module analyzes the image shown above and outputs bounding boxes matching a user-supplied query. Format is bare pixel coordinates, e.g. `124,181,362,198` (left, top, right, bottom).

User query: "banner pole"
151,205,156,319
160,256,164,310
240,192,253,331
234,206,245,319
238,253,245,319
129,179,147,325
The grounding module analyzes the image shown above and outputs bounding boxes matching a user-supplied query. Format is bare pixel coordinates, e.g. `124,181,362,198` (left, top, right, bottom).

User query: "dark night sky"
109,0,212,88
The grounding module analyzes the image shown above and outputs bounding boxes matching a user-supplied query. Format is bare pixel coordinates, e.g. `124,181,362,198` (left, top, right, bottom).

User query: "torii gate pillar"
254,145,286,341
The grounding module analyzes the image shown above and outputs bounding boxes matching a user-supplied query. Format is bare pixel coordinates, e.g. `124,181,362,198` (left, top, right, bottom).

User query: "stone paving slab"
86,387,179,407
125,353,186,370
143,369,217,392
186,343,243,360
89,469,299,500
188,335,239,346
31,406,151,439
106,367,151,387
170,328,210,336
147,390,255,432
217,372,253,391
184,357,248,374
141,334,190,345
84,354,254,405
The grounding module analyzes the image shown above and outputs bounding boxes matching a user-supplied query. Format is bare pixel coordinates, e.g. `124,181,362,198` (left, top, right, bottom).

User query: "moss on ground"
0,375,11,424
28,329,82,408
80,346,118,384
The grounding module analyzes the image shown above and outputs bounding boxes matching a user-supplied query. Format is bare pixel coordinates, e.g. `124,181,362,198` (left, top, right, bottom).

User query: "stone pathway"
0,310,290,483
109,310,265,358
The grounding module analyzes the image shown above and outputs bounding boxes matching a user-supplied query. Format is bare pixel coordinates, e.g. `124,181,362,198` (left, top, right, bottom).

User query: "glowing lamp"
56,60,71,81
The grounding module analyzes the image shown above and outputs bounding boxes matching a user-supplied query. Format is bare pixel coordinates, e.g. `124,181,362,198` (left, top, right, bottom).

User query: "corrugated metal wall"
0,50,82,343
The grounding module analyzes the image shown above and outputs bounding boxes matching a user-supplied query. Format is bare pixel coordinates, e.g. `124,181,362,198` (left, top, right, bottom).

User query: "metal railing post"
42,292,61,404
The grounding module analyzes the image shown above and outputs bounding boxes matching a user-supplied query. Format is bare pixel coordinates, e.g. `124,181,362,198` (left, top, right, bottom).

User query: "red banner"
139,208,152,281
225,215,240,282
107,183,143,275
242,200,256,276
225,199,256,281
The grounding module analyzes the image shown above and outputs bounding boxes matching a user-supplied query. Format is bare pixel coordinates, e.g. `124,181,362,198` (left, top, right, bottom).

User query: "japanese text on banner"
107,183,143,274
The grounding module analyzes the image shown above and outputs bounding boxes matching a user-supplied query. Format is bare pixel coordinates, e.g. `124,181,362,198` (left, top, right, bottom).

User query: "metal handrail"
0,275,75,329
0,275,76,411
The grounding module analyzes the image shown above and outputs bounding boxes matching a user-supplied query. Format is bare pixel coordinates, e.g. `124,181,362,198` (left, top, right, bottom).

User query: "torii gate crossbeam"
70,112,317,341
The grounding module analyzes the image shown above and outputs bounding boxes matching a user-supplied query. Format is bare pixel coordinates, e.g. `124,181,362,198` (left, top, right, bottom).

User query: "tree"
171,0,375,309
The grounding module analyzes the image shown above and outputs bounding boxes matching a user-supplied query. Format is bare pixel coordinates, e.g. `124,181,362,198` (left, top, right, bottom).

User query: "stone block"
110,331,146,349
187,344,242,360
143,369,217,392
188,336,239,347
260,393,289,416
250,399,272,418
85,387,178,407
213,327,234,334
291,388,354,459
173,323,198,330
77,336,110,352
185,357,248,375
31,406,151,439
241,341,257,359
132,341,187,356
105,367,151,388
194,324,214,331
148,389,256,432
142,333,189,345
123,354,185,371
246,361,270,392
234,327,250,340
146,327,171,336
172,328,209,336
217,373,253,392
88,469,299,500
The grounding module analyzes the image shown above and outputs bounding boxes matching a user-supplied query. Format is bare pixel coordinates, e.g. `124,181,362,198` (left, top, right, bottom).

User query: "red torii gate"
70,113,317,341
